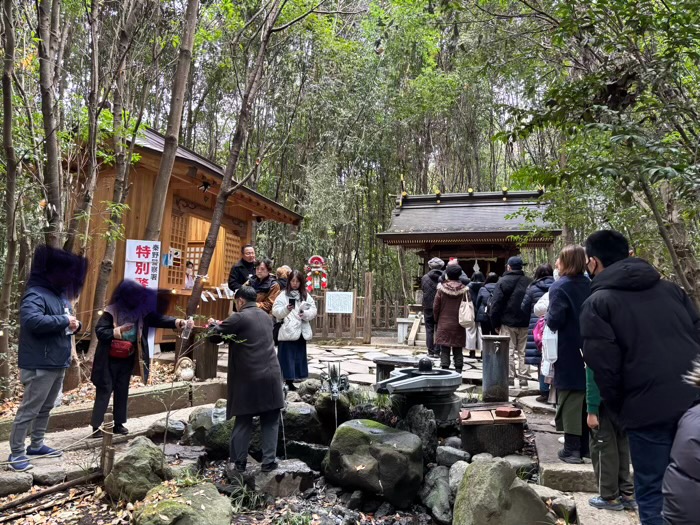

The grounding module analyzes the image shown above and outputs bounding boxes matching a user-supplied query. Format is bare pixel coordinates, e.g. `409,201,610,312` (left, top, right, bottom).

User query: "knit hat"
446,265,462,280
428,257,445,270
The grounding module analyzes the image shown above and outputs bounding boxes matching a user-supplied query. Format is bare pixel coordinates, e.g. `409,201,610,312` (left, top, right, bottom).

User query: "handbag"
542,325,558,363
458,290,476,328
109,339,134,359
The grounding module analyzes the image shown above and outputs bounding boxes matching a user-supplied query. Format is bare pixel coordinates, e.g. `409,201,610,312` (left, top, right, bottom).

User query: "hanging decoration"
305,255,328,292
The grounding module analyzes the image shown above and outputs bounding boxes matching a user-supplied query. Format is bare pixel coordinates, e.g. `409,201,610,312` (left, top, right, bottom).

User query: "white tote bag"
459,290,476,328
542,325,558,363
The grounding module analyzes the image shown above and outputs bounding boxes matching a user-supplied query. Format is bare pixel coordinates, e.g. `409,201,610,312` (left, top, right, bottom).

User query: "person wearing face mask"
245,258,281,314
272,270,317,391
208,286,285,474
581,230,700,525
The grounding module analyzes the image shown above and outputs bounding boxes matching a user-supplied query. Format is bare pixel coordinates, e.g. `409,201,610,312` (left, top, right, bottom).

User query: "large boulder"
134,481,232,525
315,393,351,431
0,471,33,497
285,441,329,472
436,445,470,468
297,379,322,398
146,418,186,440
105,436,173,502
183,406,215,446
238,459,316,498
418,466,452,525
324,419,423,509
282,402,326,445
397,404,438,464
204,418,236,460
453,458,556,525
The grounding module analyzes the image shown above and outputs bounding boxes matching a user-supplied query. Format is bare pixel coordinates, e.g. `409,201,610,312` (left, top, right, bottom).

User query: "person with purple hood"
8,246,87,472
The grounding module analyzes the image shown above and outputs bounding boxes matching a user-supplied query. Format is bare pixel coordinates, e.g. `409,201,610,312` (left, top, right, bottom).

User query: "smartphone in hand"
289,298,297,308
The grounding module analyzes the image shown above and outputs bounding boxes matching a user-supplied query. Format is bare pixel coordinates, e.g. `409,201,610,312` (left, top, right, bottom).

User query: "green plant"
278,512,313,525
228,483,267,513
175,469,205,488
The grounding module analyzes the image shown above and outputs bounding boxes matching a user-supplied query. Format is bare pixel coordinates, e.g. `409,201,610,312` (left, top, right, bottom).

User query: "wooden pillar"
375,301,381,329
322,289,329,339
350,288,357,340
363,272,373,344
335,313,343,339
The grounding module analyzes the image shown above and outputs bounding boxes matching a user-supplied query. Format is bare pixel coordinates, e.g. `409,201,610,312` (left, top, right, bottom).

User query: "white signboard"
326,291,354,314
124,240,161,358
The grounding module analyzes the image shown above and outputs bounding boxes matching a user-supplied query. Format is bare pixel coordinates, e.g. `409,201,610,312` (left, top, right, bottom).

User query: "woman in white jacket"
272,270,317,390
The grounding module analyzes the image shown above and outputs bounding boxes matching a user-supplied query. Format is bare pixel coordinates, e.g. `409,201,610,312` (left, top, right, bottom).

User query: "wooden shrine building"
377,190,560,277
77,128,302,345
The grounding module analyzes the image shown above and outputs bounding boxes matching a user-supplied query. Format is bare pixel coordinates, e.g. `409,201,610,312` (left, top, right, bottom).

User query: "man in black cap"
489,256,532,387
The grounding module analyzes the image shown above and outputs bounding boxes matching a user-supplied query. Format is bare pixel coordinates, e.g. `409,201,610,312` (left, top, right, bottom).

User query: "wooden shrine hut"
76,128,302,346
377,190,560,277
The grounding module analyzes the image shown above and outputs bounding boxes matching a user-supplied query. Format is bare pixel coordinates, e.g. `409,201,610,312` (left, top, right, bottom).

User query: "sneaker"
589,495,624,511
114,425,129,436
261,461,278,473
557,448,583,464
90,428,104,439
535,395,549,404
558,436,565,444
621,494,638,510
26,445,63,458
8,454,33,472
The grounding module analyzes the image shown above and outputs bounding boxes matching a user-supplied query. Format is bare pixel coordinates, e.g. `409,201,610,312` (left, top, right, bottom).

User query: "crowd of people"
6,233,700,525
420,231,700,525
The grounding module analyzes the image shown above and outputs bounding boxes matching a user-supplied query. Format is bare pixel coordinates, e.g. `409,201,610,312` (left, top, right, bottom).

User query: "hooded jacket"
489,270,532,328
433,281,468,348
421,269,443,310
522,276,555,365
475,283,497,324
581,258,700,430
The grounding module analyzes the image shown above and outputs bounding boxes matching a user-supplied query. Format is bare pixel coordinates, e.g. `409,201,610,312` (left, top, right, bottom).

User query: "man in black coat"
209,286,285,473
581,230,700,525
489,256,532,387
227,244,256,294
421,257,445,357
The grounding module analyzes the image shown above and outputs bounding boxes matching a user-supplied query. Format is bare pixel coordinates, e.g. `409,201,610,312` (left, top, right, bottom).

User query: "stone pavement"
573,492,639,525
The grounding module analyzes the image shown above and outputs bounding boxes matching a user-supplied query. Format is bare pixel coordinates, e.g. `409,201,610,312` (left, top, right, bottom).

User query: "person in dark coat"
581,230,700,525
522,264,554,402
489,256,532,386
663,358,700,525
547,245,591,464
227,244,256,293
8,246,87,472
475,272,498,337
90,280,190,437
209,286,285,473
434,265,468,372
421,258,445,357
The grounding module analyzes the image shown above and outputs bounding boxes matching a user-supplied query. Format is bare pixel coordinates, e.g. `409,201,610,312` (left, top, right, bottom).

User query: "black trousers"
91,353,135,429
424,308,438,354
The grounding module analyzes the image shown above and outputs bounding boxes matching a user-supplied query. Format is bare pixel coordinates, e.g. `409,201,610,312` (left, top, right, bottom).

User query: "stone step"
516,395,557,415
535,430,597,493
572,492,639,525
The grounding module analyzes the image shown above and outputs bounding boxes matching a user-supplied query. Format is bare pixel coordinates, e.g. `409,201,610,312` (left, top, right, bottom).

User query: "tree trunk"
640,179,699,308
0,0,19,398
143,0,199,241
185,0,284,318
37,0,63,248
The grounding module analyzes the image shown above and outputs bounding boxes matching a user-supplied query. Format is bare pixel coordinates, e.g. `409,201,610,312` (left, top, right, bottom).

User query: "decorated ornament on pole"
305,255,328,292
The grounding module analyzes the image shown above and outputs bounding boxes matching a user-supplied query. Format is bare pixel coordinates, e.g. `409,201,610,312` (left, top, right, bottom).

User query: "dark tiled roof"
378,191,559,239
135,128,302,224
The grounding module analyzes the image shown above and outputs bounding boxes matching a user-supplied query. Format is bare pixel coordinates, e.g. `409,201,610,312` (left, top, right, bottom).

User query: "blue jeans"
627,425,677,525
538,365,550,394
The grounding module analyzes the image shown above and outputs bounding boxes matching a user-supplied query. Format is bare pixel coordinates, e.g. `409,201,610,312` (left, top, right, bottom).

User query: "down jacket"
272,292,318,342
663,402,700,525
421,269,443,310
522,276,554,366
433,281,468,348
489,270,532,329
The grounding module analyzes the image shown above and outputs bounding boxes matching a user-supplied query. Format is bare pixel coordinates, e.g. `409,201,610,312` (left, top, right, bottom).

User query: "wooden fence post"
350,288,357,340
363,272,373,344
101,411,114,476
322,289,329,339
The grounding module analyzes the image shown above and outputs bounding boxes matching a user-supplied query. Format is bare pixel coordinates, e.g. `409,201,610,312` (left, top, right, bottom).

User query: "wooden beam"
363,273,373,344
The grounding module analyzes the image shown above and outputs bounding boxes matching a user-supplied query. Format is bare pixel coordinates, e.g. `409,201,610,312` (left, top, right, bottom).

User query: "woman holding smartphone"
90,280,192,436
272,270,317,390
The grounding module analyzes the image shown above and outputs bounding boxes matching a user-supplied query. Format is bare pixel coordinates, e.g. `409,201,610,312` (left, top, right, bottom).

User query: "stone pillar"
481,335,510,402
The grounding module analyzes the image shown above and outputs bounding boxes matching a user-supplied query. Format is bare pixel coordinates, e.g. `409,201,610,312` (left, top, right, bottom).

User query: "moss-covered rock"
183,406,215,446
282,402,326,445
204,418,236,460
452,458,556,525
315,393,351,431
324,419,423,509
134,481,232,525
104,436,173,502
